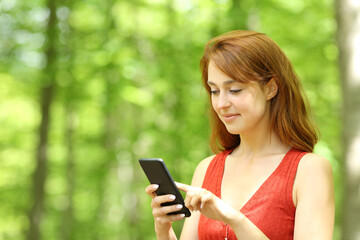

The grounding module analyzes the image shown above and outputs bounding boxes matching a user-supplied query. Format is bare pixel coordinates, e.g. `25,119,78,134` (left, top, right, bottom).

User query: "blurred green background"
0,0,344,239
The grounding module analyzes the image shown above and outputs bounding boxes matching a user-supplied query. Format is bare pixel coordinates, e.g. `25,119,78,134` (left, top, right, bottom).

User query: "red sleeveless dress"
198,148,307,240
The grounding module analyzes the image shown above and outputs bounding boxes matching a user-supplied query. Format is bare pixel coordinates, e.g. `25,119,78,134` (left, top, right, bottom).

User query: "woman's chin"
225,126,241,135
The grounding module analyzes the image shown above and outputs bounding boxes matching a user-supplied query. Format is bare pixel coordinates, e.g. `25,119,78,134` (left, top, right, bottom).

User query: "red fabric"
198,148,307,240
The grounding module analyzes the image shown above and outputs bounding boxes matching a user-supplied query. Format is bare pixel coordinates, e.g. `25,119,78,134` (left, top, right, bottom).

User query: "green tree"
0,0,342,239
336,0,360,238
27,0,58,239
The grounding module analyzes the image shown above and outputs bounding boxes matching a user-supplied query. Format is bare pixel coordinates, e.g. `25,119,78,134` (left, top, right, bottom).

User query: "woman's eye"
210,90,219,95
230,89,242,94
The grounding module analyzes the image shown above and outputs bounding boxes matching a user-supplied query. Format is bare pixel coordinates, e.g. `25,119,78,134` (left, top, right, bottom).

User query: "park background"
1,0,359,239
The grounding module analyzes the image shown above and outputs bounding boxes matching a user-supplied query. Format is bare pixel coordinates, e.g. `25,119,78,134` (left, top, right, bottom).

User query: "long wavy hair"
200,30,318,153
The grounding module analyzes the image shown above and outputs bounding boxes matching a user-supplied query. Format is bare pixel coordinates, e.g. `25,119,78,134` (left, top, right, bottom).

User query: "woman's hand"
176,182,238,224
145,184,186,235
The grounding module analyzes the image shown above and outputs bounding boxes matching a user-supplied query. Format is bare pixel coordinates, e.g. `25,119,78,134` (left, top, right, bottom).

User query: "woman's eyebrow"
207,80,237,86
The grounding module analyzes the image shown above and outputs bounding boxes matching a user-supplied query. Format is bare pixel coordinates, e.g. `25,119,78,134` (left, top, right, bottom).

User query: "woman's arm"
293,153,335,240
179,155,214,240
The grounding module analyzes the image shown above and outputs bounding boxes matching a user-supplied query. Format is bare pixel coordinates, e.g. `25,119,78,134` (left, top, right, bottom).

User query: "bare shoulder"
293,153,335,238
196,155,216,171
294,152,334,204
298,152,333,177
180,155,216,240
191,154,216,187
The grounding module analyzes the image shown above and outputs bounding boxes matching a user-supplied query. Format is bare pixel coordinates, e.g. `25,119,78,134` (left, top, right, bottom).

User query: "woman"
145,30,335,239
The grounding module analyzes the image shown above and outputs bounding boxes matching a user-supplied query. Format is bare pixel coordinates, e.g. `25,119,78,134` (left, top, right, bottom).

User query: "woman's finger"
145,184,159,198
176,182,191,193
189,191,202,211
183,190,194,211
184,189,202,212
151,194,176,208
155,213,186,224
200,192,212,209
152,204,184,217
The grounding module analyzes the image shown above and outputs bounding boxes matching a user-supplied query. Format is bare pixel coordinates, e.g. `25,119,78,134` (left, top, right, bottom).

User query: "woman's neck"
232,131,290,160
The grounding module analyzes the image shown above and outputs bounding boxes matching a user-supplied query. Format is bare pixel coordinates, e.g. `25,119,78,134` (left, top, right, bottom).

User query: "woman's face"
207,61,271,135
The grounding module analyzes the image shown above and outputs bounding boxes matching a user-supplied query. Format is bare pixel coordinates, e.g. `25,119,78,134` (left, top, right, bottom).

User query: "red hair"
200,30,318,153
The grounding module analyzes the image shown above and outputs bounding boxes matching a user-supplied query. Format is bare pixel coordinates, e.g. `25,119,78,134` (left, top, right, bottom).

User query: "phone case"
139,158,191,217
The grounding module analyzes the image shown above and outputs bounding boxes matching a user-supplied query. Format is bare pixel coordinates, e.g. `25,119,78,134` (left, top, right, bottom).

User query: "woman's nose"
216,93,231,109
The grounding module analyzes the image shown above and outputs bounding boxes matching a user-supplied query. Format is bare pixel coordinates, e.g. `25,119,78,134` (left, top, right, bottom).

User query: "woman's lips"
221,114,240,122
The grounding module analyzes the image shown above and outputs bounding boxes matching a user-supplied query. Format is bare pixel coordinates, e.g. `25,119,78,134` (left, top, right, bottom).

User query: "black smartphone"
139,158,191,217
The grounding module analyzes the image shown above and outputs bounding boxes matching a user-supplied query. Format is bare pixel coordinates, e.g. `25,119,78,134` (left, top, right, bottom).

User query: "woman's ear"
266,78,278,100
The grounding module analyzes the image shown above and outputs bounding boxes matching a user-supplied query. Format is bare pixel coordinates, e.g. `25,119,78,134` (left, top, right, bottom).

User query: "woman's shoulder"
293,152,335,237
197,154,217,170
190,154,216,187
294,152,334,204
198,149,234,168
298,152,333,175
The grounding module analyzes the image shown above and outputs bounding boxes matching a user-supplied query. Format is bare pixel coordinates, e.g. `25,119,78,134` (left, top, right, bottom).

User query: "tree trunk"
59,1,76,239
27,0,57,239
336,0,360,239
60,109,76,240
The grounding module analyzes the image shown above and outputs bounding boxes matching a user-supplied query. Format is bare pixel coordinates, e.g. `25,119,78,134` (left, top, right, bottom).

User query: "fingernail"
180,214,185,218
176,204,183,209
169,195,176,200
153,184,159,189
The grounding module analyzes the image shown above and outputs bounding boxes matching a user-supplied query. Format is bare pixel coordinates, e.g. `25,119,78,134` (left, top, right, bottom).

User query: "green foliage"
0,0,341,239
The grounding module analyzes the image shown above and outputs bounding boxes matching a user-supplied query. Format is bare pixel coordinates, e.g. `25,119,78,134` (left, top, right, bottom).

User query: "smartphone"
139,158,191,217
